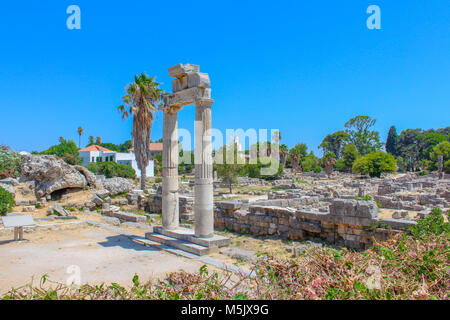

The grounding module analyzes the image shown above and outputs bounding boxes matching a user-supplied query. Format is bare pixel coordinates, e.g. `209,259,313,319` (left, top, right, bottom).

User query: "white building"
79,145,154,178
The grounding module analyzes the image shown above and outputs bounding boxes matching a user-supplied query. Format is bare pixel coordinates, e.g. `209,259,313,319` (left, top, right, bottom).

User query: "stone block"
91,195,103,206
356,201,378,219
168,64,200,78
187,72,210,88
298,221,321,233
96,189,110,199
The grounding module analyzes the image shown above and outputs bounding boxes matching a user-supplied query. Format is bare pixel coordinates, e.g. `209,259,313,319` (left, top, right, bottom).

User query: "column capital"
196,98,214,108
161,104,182,114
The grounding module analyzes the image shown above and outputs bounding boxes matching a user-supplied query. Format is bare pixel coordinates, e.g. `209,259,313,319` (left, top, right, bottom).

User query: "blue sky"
0,1,449,155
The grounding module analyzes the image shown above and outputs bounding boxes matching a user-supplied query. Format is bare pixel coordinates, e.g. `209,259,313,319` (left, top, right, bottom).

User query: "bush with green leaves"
239,157,283,180
0,186,15,216
0,148,23,179
352,151,397,178
410,208,449,239
87,162,136,179
40,139,81,165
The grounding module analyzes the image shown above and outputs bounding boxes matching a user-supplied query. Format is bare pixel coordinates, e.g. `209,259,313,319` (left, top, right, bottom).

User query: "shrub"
336,143,359,172
313,165,322,173
0,148,23,179
86,162,136,179
239,157,283,180
40,139,81,165
352,151,397,178
0,186,15,216
410,208,449,239
444,160,450,174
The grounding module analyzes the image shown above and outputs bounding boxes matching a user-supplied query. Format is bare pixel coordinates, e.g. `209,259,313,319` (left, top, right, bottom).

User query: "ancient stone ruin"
144,63,230,254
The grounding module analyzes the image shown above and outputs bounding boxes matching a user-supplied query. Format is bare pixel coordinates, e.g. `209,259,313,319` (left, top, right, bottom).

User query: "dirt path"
0,226,204,294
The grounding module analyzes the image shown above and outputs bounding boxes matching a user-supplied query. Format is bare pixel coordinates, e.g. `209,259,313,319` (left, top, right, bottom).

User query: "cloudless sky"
0,1,449,155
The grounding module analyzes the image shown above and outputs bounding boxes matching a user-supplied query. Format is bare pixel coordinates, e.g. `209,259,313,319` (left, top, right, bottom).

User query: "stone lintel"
172,72,210,93
168,64,200,78
164,87,212,108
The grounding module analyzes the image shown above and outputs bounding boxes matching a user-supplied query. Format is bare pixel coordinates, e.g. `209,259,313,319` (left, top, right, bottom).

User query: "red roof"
79,145,113,152
129,142,163,152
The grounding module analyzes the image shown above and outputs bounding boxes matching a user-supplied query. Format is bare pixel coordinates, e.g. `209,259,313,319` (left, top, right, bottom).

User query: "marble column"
194,99,214,238
162,109,179,230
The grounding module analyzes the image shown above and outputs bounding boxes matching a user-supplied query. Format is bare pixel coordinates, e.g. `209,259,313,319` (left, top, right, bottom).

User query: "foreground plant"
3,209,449,300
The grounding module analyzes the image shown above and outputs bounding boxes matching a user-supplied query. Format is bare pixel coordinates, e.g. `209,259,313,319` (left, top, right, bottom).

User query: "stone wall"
214,199,415,249
145,194,194,221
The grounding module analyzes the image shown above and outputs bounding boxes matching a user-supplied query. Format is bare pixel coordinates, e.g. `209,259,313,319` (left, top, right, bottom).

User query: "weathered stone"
103,177,133,196
91,195,103,206
95,189,110,199
20,155,88,197
220,247,255,261
101,216,120,226
50,204,68,216
0,178,19,186
168,63,200,78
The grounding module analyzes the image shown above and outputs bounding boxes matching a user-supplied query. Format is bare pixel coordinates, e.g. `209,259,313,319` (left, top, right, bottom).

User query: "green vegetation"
335,143,359,172
322,152,336,176
87,162,136,179
410,208,449,240
289,143,307,172
214,143,241,193
117,73,165,190
319,130,350,158
40,138,81,165
0,147,23,179
0,186,15,216
239,157,283,181
352,151,397,178
395,127,449,172
4,223,448,300
300,151,320,173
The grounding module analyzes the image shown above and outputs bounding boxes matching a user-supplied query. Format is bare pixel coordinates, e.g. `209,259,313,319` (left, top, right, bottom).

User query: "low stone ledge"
379,218,417,230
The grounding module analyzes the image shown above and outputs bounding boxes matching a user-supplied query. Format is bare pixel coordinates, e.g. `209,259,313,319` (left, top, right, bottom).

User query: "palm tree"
88,136,95,146
289,143,307,173
118,73,165,190
77,127,84,148
96,136,102,145
322,152,336,177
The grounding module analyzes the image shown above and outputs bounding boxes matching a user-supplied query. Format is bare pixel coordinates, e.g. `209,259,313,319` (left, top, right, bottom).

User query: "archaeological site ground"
0,1,449,309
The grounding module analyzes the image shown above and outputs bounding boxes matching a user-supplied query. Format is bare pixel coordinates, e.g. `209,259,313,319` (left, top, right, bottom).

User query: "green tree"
352,151,397,178
335,143,359,172
385,126,399,156
301,151,320,172
214,143,243,193
88,136,95,146
397,129,422,171
41,139,81,165
322,152,336,177
430,141,450,171
319,131,350,158
344,116,382,155
289,143,308,173
279,144,289,168
117,73,165,190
